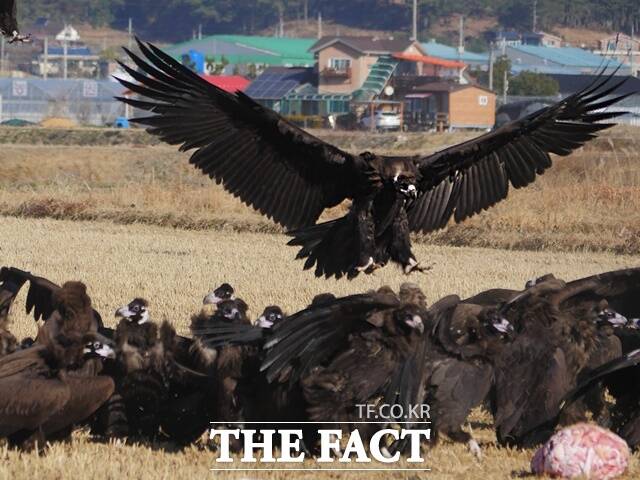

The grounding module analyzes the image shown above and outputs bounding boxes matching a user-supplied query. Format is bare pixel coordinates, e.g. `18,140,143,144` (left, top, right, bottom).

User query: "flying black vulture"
0,281,114,450
116,39,629,279
0,0,29,43
491,267,640,447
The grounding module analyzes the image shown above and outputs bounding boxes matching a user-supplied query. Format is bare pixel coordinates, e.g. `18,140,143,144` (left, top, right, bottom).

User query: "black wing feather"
116,39,366,230
409,72,628,232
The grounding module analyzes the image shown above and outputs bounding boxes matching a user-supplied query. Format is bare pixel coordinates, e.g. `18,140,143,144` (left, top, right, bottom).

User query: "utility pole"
411,0,418,41
503,69,508,103
632,22,635,77
317,11,322,39
304,0,308,25
128,18,133,51
488,46,494,91
63,39,68,79
198,24,202,40
532,0,537,32
0,36,5,74
43,36,48,80
458,16,464,54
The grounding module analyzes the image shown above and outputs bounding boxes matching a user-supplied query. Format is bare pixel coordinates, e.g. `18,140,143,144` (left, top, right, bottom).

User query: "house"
485,30,523,47
308,36,430,94
505,45,630,75
595,33,640,77
244,66,316,111
33,46,100,78
406,81,496,130
165,35,316,76
202,75,250,93
421,39,489,68
521,31,563,48
545,74,640,126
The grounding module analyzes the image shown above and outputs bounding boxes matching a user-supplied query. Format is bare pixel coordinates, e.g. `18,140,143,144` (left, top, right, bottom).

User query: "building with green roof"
164,35,316,72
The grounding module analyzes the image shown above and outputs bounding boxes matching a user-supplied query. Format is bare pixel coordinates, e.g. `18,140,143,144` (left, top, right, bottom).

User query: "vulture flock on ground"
1,265,640,465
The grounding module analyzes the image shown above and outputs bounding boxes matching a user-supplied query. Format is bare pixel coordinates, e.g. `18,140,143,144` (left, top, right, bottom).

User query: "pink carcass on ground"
531,423,630,479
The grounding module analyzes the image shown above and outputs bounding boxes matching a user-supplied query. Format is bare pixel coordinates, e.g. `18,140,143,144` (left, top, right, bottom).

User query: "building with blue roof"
505,45,630,75
421,40,488,67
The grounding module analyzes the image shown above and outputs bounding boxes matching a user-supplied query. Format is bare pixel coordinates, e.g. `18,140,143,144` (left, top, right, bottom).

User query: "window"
478,95,489,106
328,58,351,71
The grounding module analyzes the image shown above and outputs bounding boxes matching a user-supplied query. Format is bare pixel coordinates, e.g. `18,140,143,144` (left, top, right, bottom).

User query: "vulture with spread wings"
117,39,630,279
0,0,29,43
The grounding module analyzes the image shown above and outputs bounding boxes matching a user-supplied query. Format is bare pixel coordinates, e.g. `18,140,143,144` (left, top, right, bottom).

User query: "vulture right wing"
117,39,375,230
0,266,60,323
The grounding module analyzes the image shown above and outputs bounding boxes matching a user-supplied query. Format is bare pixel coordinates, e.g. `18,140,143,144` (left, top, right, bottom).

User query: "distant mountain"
18,1,634,45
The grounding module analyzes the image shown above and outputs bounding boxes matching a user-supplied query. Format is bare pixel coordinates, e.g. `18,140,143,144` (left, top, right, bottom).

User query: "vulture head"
257,306,285,329
379,157,419,199
214,298,249,324
388,304,425,336
203,283,235,305
82,334,116,360
115,298,149,324
597,307,628,327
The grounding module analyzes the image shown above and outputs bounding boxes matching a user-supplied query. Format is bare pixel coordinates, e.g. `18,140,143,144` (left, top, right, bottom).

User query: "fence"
0,78,127,126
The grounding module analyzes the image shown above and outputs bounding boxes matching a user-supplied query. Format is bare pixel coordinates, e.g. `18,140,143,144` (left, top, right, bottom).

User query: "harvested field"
1,125,639,479
1,216,639,479
0,125,639,253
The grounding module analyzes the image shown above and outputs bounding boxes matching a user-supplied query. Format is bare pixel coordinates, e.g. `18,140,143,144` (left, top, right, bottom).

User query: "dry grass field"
1,216,639,479
0,125,639,478
0,125,638,254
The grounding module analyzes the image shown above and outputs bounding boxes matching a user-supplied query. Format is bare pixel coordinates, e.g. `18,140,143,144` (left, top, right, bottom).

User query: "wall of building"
449,87,496,128
318,43,364,93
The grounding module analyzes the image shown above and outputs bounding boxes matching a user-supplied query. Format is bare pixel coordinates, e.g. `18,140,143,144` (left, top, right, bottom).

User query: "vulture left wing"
191,322,266,349
550,266,640,318
408,73,630,233
261,291,400,384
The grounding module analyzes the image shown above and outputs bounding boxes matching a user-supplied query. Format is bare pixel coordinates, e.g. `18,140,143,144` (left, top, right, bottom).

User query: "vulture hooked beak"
491,317,514,334
598,309,628,327
257,315,274,328
405,314,425,334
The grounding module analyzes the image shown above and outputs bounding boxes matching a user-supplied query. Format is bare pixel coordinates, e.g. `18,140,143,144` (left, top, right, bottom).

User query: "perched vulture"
93,298,209,444
260,286,429,452
117,39,628,279
190,305,310,446
491,267,640,447
0,0,29,43
420,295,514,458
0,281,115,450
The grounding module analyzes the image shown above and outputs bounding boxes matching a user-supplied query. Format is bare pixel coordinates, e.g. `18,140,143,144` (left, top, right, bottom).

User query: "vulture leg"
389,208,422,274
354,197,377,272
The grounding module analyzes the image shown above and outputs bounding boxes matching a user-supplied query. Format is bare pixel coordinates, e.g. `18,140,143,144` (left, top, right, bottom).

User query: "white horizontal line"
211,468,432,471
209,421,431,424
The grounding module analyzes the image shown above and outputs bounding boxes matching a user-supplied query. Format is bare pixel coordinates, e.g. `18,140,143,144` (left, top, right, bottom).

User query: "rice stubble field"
0,126,639,479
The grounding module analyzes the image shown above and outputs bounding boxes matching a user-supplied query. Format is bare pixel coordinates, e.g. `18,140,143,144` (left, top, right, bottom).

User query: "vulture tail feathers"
287,215,358,280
